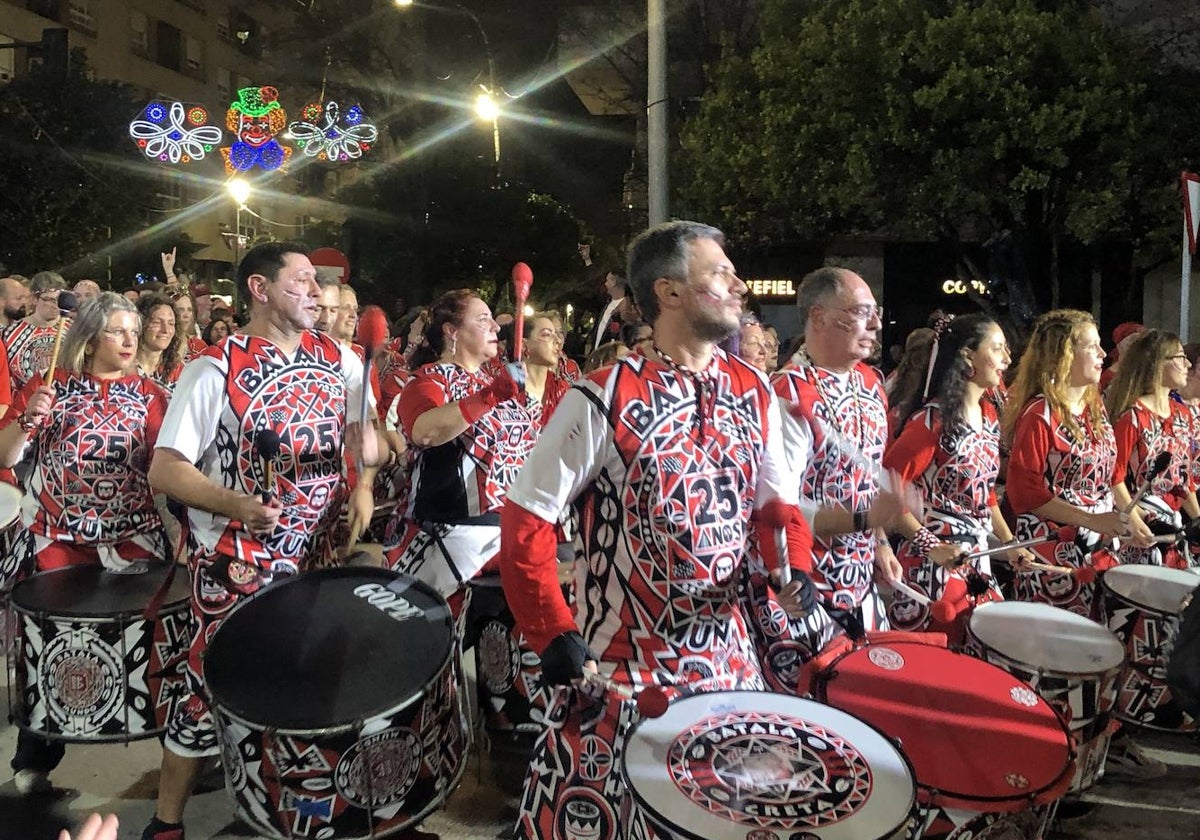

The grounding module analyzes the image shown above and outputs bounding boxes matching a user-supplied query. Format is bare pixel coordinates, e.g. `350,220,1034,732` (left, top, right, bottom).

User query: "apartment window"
68,0,97,35
156,172,183,211
185,35,203,72
130,10,149,55
155,21,181,72
216,9,232,41
215,66,230,100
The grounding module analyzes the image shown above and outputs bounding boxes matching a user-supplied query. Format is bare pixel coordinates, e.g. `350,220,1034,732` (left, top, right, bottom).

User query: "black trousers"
10,730,65,773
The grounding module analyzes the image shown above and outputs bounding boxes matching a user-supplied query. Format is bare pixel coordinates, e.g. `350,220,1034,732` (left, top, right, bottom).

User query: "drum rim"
818,642,1075,808
966,603,1126,677
9,564,191,619
620,690,918,840
204,567,456,733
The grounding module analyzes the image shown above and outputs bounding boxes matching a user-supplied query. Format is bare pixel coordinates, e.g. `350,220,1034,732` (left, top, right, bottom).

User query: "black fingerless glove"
540,631,594,687
768,567,819,614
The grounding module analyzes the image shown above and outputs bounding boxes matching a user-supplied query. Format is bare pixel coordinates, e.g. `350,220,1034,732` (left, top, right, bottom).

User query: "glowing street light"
474,90,499,122
393,0,414,6
224,179,252,304
226,178,251,208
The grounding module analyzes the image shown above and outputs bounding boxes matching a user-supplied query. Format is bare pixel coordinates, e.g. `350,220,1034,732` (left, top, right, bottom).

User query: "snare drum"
814,640,1073,838
9,564,190,741
966,601,1125,791
205,567,468,840
620,691,916,840
0,482,26,589
1102,564,1200,732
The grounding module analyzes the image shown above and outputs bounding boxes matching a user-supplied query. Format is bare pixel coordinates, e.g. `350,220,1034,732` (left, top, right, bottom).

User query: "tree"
0,53,160,278
682,0,1200,330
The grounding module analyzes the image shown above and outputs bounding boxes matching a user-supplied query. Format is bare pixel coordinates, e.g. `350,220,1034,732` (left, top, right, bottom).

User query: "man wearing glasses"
768,266,905,664
4,271,69,393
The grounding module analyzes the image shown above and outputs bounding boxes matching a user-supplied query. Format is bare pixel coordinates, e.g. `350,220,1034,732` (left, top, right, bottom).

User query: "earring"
447,335,457,357
964,361,976,378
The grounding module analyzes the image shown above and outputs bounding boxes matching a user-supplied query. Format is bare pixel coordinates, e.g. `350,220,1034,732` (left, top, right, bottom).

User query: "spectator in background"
592,270,628,351
72,280,101,304
6,271,68,392
619,321,651,353
203,317,231,346
0,275,31,329
1100,321,1145,393
738,316,770,372
584,340,628,372
313,277,342,334
334,285,359,346
763,325,781,372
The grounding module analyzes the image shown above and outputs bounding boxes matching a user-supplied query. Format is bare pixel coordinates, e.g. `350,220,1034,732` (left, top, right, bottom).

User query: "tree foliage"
0,55,160,278
682,0,1200,316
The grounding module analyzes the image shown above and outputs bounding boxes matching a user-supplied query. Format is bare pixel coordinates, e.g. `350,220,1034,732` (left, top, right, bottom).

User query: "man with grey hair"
768,265,906,659
5,271,68,392
498,220,815,839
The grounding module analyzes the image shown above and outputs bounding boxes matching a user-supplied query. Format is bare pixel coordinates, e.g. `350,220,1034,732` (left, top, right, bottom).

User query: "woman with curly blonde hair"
1003,309,1152,616
1104,329,1199,567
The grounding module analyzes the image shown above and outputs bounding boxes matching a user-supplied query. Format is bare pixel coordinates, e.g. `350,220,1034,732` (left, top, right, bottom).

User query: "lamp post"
395,0,503,184
225,178,251,308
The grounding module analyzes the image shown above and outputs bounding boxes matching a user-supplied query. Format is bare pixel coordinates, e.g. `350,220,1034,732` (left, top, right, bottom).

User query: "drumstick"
511,262,533,362
888,576,932,606
957,526,1077,562
580,671,669,718
254,429,280,504
996,556,1099,584
45,291,78,381
354,306,389,479
1125,452,1171,514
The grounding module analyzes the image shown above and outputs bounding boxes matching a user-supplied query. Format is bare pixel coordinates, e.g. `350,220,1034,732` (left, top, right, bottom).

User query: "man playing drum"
140,242,378,840
499,221,815,840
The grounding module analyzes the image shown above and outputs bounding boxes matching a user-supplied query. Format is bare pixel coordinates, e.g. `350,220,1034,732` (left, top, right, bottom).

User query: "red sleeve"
883,413,938,483
500,501,576,653
1,373,44,431
754,502,815,575
395,375,448,441
1111,409,1138,488
1006,407,1056,513
0,342,11,409
143,380,168,450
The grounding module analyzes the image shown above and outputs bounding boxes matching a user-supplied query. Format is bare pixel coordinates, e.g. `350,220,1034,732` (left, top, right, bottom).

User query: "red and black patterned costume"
558,355,581,381
882,401,1004,638
4,320,66,393
384,361,537,598
1112,401,1196,567
3,371,170,577
1007,397,1118,616
156,331,369,758
771,362,891,652
500,347,802,840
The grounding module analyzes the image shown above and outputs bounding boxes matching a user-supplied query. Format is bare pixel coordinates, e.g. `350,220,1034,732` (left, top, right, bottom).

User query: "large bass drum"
205,567,467,840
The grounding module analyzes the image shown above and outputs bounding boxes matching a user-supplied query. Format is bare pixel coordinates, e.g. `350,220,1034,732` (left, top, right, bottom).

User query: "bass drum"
205,567,467,840
620,691,917,840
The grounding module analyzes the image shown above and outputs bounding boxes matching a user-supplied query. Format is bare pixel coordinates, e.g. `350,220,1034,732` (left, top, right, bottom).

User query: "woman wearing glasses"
0,292,170,794
1105,329,1199,567
521,311,570,427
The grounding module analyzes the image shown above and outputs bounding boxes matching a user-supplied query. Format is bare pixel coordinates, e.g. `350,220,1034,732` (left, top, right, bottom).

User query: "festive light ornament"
129,101,223,164
288,101,379,163
220,86,292,175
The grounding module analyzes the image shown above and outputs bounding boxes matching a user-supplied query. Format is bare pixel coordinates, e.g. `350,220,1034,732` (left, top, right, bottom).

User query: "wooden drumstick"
888,575,932,606
45,291,78,381
580,671,669,718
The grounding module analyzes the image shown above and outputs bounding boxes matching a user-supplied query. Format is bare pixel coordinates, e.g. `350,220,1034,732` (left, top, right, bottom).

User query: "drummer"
499,221,815,840
0,292,171,795
383,289,537,610
140,242,378,840
1004,309,1153,615
883,314,1033,640
1105,329,1199,567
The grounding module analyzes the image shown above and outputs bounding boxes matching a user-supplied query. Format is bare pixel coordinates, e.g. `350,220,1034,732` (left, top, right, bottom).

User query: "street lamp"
397,0,503,183
224,178,252,306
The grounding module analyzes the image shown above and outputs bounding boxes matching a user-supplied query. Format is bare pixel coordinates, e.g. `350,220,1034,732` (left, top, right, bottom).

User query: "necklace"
810,367,865,449
652,341,716,435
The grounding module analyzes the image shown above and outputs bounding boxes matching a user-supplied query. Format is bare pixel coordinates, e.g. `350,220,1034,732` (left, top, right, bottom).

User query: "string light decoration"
287,101,379,162
129,101,223,164
220,86,293,175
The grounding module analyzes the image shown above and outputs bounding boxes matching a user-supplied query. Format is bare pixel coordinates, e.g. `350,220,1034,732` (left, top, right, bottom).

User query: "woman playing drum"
383,289,538,608
0,292,171,794
883,314,1031,640
1003,309,1153,616
1105,329,1199,568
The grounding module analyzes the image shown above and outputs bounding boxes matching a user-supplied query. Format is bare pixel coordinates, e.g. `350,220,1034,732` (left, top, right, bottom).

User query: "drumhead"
969,602,1125,675
10,564,190,618
621,691,915,840
1103,566,1200,615
0,482,21,529
821,642,1072,810
205,567,453,732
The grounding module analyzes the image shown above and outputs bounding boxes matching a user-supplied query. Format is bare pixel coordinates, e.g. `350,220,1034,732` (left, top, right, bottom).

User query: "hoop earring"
964,361,976,378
